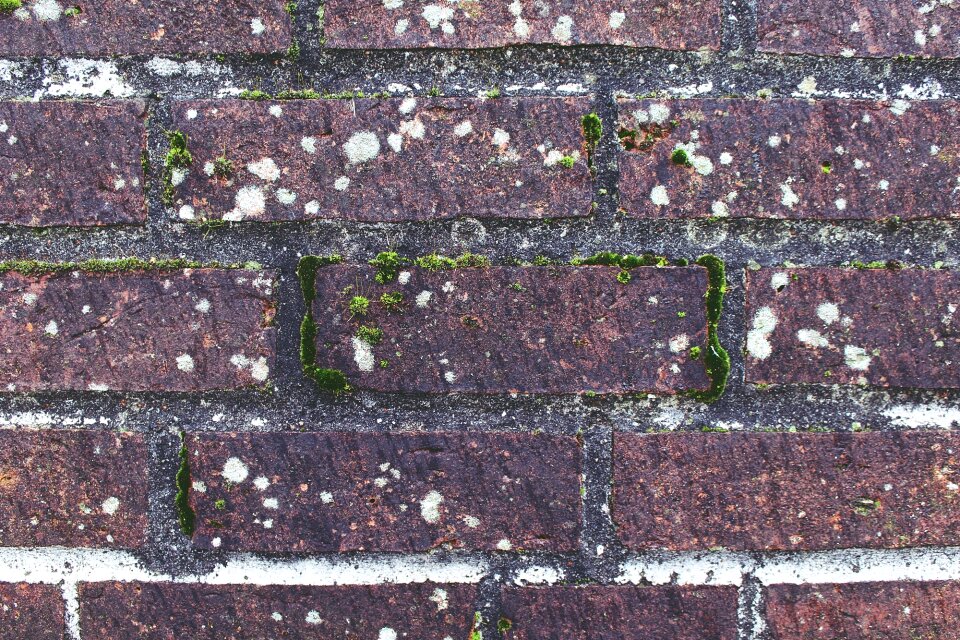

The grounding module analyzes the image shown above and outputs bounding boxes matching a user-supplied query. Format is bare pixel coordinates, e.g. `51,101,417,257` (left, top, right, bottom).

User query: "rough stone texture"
169,98,593,223
766,582,960,639
80,582,478,639
758,0,960,58
0,0,291,56
0,101,146,227
744,268,960,388
500,585,739,639
618,99,960,220
188,431,581,552
0,268,276,392
0,583,64,640
323,0,721,50
614,432,960,551
309,264,711,394
0,429,146,548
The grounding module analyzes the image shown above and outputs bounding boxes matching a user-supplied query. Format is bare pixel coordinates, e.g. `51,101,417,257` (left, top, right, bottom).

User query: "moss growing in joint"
0,0,21,12
414,252,490,271
0,257,217,276
162,130,193,207
370,251,406,283
581,112,602,174
174,431,196,537
688,254,730,404
485,87,501,99
239,89,273,101
298,255,350,394
275,88,322,100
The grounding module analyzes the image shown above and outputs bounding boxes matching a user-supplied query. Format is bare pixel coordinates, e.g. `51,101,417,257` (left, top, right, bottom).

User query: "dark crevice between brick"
298,254,350,394
689,254,730,404
174,431,195,537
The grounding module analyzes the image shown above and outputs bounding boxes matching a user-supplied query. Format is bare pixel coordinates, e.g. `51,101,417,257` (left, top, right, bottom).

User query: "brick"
0,101,146,227
617,99,960,220
0,429,146,548
758,0,960,58
80,582,478,638
613,432,960,551
0,583,64,640
323,0,721,50
187,431,581,552
169,98,593,223
305,263,713,394
744,268,960,388
766,582,960,639
0,266,276,392
499,585,738,639
0,0,291,56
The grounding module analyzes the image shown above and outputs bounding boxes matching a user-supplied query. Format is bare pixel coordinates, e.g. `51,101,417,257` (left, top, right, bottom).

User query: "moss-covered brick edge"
174,431,195,536
0,258,263,275
297,254,350,394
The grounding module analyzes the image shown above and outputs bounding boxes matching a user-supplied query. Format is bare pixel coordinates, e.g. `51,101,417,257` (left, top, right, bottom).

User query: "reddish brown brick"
323,0,721,50
187,432,581,552
500,586,738,640
758,0,960,58
0,0,290,56
0,429,146,548
766,582,960,639
0,267,276,392
745,268,960,388
80,582,478,639
0,583,64,640
307,264,712,394
613,432,960,551
617,99,960,220
169,98,593,223
0,101,146,227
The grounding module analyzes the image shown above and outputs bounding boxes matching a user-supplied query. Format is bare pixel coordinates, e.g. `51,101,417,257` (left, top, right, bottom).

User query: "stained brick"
500,585,738,639
0,429,146,548
323,0,721,50
169,98,593,223
766,582,960,639
187,431,581,552
0,266,276,393
613,432,960,551
758,0,960,58
0,0,291,56
744,268,960,388
617,98,960,220
0,101,146,227
0,583,64,640
80,582,477,638
306,263,712,394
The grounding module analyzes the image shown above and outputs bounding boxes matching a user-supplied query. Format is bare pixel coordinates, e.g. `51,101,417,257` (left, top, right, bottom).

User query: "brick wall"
2,0,960,638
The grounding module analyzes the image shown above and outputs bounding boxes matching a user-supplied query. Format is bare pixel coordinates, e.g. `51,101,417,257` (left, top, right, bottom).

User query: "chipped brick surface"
0,584,64,640
80,582,477,639
0,268,276,392
500,586,739,639
613,432,960,551
308,264,711,394
169,98,593,223
188,431,581,552
758,0,960,58
323,0,721,50
0,430,146,548
766,582,960,639
0,0,291,56
0,101,146,227
744,268,960,388
617,98,960,220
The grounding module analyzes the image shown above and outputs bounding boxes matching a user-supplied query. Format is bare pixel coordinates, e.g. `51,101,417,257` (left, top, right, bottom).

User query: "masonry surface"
2,0,960,638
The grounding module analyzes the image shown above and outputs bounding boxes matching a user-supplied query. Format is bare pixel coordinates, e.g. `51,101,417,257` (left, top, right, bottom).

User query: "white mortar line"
61,581,81,640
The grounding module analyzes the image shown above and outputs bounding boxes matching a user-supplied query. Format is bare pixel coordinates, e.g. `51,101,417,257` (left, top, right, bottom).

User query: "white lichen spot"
463,515,480,528
222,457,249,483
225,186,266,221
246,157,280,182
648,103,671,125
320,491,334,504
177,205,195,221
719,152,733,165
334,176,351,191
771,272,790,290
398,271,412,284
395,18,409,35
442,281,455,294
387,132,404,153
263,497,279,510
176,353,195,373
890,99,911,116
250,18,266,35
398,98,418,116
170,168,189,186
101,496,120,516
416,291,433,307
195,298,211,314
304,200,320,215
420,490,443,523
379,629,398,640
44,320,58,337
668,334,689,354
343,131,381,165
650,185,670,207
430,588,449,611
817,302,840,325
230,353,270,381
203,162,215,176
383,0,403,8
552,15,574,41
253,476,270,491
32,0,62,21
797,329,829,348
444,371,456,384
272,612,283,622
22,293,37,306
844,345,873,370
352,336,375,372
609,11,625,29
276,188,297,205
187,109,198,120
454,120,473,137
497,539,513,551
780,181,800,209
879,179,890,191
915,29,928,46
211,537,222,548
301,136,317,154
492,128,511,146
113,177,126,191
192,481,206,493
711,201,729,217
422,4,454,29
835,198,847,211
400,118,426,140
305,611,322,625
269,105,283,118
746,306,777,360
768,135,782,148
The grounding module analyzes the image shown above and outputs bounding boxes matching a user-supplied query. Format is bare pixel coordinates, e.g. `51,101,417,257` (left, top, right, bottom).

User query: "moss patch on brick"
298,254,350,394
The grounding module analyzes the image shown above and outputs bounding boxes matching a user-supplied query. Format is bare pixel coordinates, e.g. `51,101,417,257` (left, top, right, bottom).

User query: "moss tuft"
581,112,602,174
213,155,234,179
0,0,21,12
162,130,193,206
380,291,404,312
414,252,490,271
671,148,692,166
370,251,407,283
239,89,273,101
356,325,383,345
0,257,217,276
349,295,370,316
297,255,350,394
174,432,196,537
688,254,730,404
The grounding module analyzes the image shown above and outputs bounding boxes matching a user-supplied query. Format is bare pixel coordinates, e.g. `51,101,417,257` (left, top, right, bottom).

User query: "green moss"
687,254,731,404
0,257,217,276
671,148,692,166
284,1,296,14
162,130,193,206
239,89,273,101
558,155,576,169
497,617,512,634
380,291,404,311
213,155,234,179
174,432,196,537
616,269,631,284
821,161,832,174
581,112,602,174
349,295,370,316
370,251,407,283
0,0,21,12
485,87,501,99
357,325,383,345
428,87,441,97
214,499,226,510
470,612,483,640
63,5,80,16
297,255,349,394
275,88,321,100
852,497,880,516
689,346,702,359
414,252,490,271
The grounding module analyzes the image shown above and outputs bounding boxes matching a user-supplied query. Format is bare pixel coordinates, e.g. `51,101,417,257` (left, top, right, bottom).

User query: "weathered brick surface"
0,583,64,640
0,101,146,227
307,264,711,394
0,267,276,392
745,268,960,388
323,0,721,50
617,99,960,220
0,429,146,548
758,0,960,58
169,98,593,223
614,432,960,551
80,582,477,639
188,432,581,552
500,586,738,639
0,0,291,56
766,582,960,639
